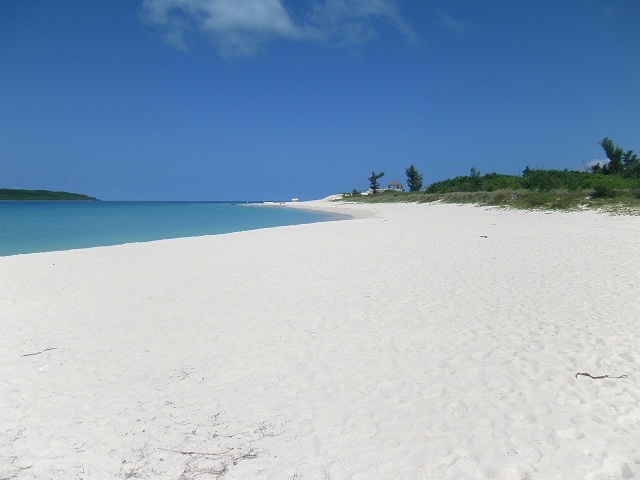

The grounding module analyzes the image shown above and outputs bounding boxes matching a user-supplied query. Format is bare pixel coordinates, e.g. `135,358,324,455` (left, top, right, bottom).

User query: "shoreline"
251,195,377,221
1,202,639,479
0,200,347,258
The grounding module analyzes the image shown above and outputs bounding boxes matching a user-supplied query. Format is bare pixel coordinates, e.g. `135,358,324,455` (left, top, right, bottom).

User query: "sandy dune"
1,201,639,479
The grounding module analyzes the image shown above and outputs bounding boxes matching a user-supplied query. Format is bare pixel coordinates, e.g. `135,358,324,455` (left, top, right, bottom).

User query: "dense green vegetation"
341,186,640,214
0,189,99,201
591,138,639,178
341,138,640,214
425,168,640,194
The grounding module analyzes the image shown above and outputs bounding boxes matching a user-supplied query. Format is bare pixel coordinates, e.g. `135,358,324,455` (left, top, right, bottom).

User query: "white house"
386,180,404,192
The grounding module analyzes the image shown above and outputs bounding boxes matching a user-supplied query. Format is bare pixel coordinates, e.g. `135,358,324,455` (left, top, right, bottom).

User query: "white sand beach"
1,200,639,479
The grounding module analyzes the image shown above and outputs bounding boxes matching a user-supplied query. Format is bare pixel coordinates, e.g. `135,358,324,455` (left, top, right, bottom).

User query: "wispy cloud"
436,10,466,36
141,0,302,54
141,0,415,56
309,0,416,47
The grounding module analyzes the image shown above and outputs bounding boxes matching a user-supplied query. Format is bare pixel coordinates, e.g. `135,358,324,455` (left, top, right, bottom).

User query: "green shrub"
592,184,616,198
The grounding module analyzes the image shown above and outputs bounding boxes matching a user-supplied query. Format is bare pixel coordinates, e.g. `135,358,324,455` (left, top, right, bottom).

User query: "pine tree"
368,171,385,193
405,165,423,191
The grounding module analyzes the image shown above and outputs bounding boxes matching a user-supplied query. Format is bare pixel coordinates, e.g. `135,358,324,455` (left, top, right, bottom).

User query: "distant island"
0,189,99,201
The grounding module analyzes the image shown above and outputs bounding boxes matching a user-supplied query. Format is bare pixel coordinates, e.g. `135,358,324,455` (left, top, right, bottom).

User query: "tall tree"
405,164,423,191
470,166,482,190
623,150,640,178
368,171,385,194
599,138,624,175
597,138,639,177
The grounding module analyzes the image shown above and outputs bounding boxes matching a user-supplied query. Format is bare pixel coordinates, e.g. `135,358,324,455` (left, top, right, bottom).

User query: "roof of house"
387,180,402,186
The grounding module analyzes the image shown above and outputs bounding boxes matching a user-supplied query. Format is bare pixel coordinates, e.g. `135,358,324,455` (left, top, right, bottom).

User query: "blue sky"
1,0,638,201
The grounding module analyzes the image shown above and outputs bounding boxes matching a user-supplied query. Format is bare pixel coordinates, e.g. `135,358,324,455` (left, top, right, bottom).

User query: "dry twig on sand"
20,347,57,357
575,372,627,380
159,447,233,457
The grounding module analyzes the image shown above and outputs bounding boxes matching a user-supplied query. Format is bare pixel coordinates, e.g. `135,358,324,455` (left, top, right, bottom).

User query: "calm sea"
0,201,338,257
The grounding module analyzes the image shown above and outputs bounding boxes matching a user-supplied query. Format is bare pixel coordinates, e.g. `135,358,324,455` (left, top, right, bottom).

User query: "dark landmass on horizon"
0,189,99,201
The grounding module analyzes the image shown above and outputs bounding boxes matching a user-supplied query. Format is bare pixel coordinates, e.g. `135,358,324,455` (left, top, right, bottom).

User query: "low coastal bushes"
425,169,640,194
420,189,625,211
342,138,640,213
341,183,640,213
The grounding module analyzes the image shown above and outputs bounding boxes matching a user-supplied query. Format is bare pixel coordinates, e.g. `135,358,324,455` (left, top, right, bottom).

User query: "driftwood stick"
21,347,57,357
231,453,258,464
575,372,627,380
159,447,233,456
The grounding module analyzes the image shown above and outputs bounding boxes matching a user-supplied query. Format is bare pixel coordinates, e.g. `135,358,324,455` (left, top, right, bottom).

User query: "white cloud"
141,0,415,56
309,0,416,46
584,158,607,170
436,10,466,36
141,0,301,55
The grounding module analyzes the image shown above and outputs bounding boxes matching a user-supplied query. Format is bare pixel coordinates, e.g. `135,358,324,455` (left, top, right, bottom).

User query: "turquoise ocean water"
0,201,338,257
